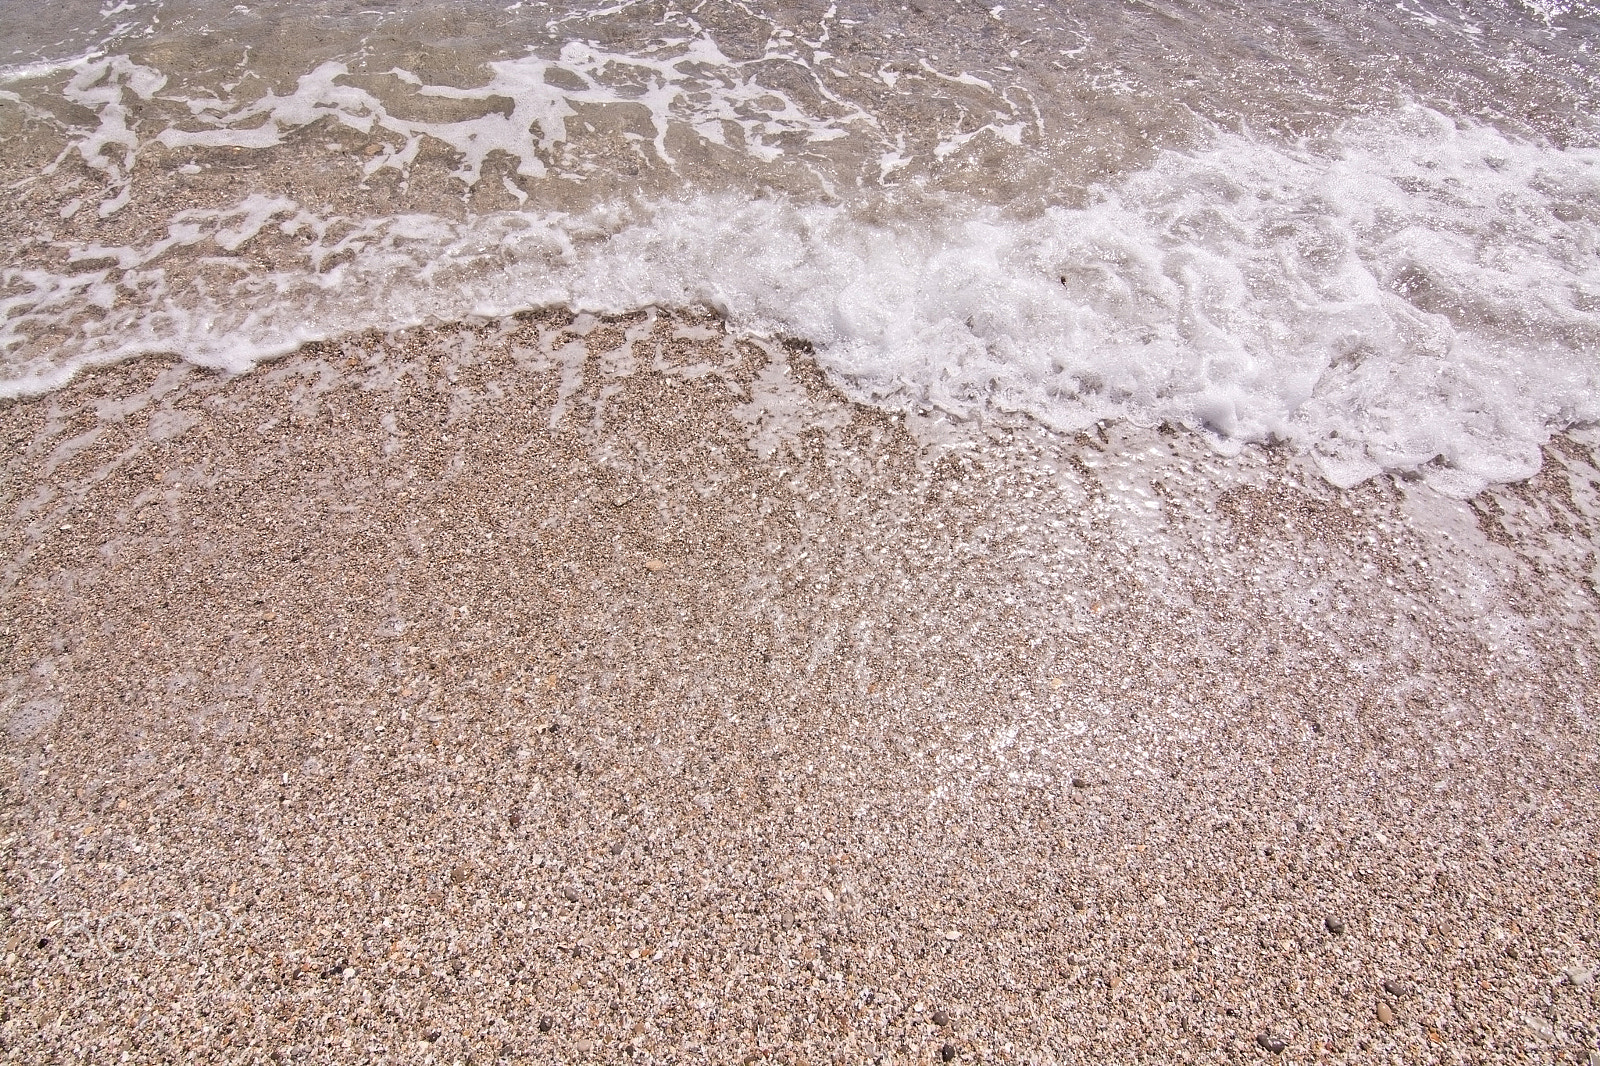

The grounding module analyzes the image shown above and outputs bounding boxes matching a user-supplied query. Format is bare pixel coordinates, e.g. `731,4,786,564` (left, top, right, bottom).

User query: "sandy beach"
2,311,1597,1064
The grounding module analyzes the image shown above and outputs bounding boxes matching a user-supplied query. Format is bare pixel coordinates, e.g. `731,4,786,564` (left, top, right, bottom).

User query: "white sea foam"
2,40,1597,494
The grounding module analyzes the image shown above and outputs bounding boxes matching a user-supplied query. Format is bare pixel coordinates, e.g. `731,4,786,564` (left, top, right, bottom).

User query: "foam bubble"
4,97,1597,495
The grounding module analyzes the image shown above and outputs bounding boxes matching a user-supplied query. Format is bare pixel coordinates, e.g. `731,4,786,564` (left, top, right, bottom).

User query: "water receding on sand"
5,6,1600,1052
2,0,1599,491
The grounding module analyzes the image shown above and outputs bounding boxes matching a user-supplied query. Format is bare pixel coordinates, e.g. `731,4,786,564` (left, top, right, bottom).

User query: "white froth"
4,57,1598,495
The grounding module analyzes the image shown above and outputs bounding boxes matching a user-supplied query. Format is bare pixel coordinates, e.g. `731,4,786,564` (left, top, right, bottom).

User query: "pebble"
932,1010,951,1027
645,558,665,571
940,1042,957,1061
1381,978,1412,997
1523,1015,1556,1041
538,1015,554,1033
1324,916,1346,936
1255,1034,1287,1054
562,886,582,902
1376,1001,1394,1025
450,864,471,884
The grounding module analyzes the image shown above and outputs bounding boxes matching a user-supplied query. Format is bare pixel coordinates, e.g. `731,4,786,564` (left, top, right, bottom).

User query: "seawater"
1,0,1597,493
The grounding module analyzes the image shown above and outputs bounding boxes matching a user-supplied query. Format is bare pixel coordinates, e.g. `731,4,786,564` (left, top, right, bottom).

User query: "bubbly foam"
6,96,1599,494
3,1,1598,495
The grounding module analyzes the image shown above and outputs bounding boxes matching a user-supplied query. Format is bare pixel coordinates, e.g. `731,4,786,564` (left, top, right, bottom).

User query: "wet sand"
2,310,1597,1064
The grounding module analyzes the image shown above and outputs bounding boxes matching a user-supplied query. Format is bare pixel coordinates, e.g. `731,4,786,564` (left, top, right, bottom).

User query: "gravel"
1,309,1597,1063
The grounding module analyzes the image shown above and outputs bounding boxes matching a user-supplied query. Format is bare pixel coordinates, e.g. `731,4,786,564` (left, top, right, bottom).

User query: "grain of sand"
2,309,1597,1064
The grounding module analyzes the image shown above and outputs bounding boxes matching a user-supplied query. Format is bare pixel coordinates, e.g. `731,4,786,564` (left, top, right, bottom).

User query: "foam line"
3,94,1597,496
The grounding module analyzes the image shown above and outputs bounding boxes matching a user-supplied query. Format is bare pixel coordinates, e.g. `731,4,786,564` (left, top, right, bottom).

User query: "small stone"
508,810,522,828
450,865,471,884
1381,979,1412,998
940,1043,957,1062
1376,1001,1394,1025
1522,1015,1555,1041
1071,776,1088,788
562,886,582,902
1324,916,1346,936
538,1015,553,1033
644,558,665,571
932,1010,951,1027
1255,1034,1287,1054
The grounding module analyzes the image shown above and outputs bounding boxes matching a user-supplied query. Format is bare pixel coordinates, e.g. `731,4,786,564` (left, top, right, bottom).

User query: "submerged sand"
1,310,1596,1064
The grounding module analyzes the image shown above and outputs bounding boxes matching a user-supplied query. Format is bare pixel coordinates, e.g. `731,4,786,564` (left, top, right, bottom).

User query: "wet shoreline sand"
2,310,1597,1063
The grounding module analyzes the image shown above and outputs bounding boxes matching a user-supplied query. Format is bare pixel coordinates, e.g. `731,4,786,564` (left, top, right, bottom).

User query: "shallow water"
2,0,1598,492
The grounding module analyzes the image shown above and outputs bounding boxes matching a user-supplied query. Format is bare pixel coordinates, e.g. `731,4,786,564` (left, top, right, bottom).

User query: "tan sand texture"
2,310,1596,1063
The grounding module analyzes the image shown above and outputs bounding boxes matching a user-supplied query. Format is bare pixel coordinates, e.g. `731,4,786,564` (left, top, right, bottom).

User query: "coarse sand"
2,309,1596,1064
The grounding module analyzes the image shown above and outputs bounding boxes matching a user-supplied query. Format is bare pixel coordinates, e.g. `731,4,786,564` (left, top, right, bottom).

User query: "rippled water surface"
2,0,1598,491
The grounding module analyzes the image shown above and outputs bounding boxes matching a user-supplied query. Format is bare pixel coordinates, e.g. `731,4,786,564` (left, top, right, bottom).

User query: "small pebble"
562,886,582,902
1255,1034,1286,1054
1381,979,1412,997
1324,916,1346,936
1376,1001,1394,1025
645,558,665,571
450,864,471,884
538,1015,553,1033
940,1042,957,1062
932,1010,951,1027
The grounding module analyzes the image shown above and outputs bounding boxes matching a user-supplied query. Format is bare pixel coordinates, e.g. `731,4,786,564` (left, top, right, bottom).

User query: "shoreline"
2,311,1597,1063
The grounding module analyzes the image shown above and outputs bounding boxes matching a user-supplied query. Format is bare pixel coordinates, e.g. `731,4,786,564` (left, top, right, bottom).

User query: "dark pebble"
1255,1034,1286,1054
1071,777,1088,788
450,865,471,884
1324,916,1346,936
562,886,582,902
1382,978,1412,997
940,1042,957,1062
609,842,624,855
538,1015,554,1033
932,1009,951,1027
